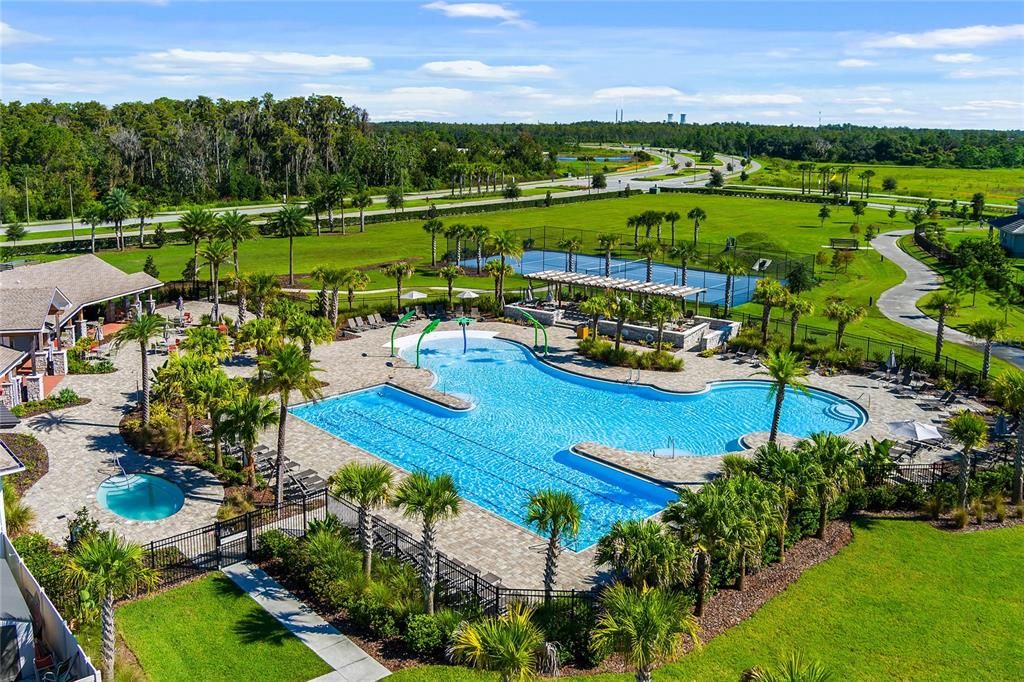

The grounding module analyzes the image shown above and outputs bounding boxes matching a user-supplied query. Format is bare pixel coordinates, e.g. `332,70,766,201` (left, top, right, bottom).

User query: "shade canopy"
887,420,942,442
400,290,428,300
526,270,706,300
457,290,480,299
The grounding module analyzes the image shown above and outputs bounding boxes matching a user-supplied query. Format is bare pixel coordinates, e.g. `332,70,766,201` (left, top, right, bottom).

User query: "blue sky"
2,1,1022,128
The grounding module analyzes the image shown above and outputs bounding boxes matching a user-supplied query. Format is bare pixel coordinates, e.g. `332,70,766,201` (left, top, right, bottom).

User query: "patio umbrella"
400,290,427,300
147,295,156,315
456,290,479,300
524,282,534,303
887,420,942,442
887,349,897,372
94,324,104,343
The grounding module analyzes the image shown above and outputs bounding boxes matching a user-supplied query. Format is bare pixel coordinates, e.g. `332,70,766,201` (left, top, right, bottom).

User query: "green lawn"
741,158,1024,204
390,519,1024,681
115,574,332,682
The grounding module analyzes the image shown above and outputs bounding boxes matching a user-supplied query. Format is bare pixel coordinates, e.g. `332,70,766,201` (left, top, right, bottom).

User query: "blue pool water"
292,335,865,548
461,249,767,306
97,474,185,521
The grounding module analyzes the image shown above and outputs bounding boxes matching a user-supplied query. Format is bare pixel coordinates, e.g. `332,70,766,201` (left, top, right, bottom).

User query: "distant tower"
667,113,674,123
679,113,686,124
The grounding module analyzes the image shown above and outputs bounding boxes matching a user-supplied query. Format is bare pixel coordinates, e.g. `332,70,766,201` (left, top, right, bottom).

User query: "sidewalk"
222,561,390,682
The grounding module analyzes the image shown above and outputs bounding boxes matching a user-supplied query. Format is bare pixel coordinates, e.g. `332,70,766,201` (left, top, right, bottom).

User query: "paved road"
872,229,1024,368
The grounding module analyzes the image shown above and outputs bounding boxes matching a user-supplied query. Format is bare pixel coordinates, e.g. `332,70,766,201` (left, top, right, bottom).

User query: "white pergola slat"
527,270,705,300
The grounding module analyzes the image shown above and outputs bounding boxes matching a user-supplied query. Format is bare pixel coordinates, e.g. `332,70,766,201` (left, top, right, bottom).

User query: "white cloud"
714,94,802,105
932,52,985,63
0,22,48,46
838,58,875,68
865,24,1024,49
593,86,686,100
942,100,1023,111
127,49,371,75
949,67,1020,79
834,96,894,104
2,63,58,80
854,107,918,115
422,2,530,27
419,60,553,80
301,84,473,120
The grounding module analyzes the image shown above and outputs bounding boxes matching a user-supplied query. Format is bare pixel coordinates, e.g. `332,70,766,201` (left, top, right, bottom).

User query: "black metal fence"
729,310,983,380
864,461,959,488
145,489,596,615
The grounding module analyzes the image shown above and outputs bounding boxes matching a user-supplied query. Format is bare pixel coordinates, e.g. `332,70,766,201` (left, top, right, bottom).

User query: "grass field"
115,574,331,682
390,519,1024,681
33,191,1003,367
742,157,1024,204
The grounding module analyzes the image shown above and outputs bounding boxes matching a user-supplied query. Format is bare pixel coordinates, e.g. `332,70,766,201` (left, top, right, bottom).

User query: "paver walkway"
873,229,1024,368
223,561,390,682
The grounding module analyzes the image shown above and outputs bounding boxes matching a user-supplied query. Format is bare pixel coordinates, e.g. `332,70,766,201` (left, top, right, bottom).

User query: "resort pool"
292,335,866,548
462,249,768,306
97,474,185,521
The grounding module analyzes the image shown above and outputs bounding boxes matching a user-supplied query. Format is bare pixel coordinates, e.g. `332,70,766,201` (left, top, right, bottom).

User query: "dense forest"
2,94,1021,222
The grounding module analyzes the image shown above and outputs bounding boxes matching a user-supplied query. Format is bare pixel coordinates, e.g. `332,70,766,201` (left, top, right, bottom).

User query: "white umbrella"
400,290,428,300
887,349,897,371
457,290,480,300
887,420,942,442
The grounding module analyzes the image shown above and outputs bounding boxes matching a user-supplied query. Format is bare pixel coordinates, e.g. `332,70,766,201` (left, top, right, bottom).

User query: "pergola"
525,270,706,301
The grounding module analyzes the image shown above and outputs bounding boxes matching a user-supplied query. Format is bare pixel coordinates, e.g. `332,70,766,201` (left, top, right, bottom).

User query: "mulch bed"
0,433,49,495
858,509,1024,533
13,397,90,419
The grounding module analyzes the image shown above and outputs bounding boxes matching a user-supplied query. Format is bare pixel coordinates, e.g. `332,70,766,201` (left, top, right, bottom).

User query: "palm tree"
485,259,513,301
342,268,371,311
556,237,583,273
687,206,707,245
525,489,581,600
450,602,545,682
594,518,687,588
222,393,279,487
668,242,699,288
784,295,814,347
606,296,639,351
152,353,214,443
753,443,817,562
312,265,337,319
664,481,741,617
946,410,988,507
180,208,215,297
756,350,810,444
269,204,309,286
65,532,159,682
438,265,464,309
383,261,415,302
286,312,333,356
648,298,676,349
636,240,662,283
487,231,524,307
101,187,135,250
351,190,373,233
748,652,834,682
723,473,775,590
328,173,355,234
592,583,701,682
181,325,232,362
193,369,236,467
822,301,865,350
992,370,1024,504
81,201,105,253
247,272,281,318
111,314,165,425
799,433,861,539
993,284,1022,324
329,462,393,577
580,295,607,337
716,257,747,316
664,210,681,245
469,225,490,274
422,218,445,267
598,233,621,277
923,291,960,362
628,215,640,246
135,200,154,245
753,278,787,345
860,169,876,198
817,205,831,227
966,318,1005,382
217,210,257,274
393,471,460,614
200,239,233,321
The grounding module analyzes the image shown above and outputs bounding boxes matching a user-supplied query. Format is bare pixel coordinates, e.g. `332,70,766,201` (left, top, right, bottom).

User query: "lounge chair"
471,307,481,320
346,318,360,334
369,312,386,328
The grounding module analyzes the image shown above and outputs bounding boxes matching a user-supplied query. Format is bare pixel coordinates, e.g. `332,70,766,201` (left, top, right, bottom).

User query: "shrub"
1015,503,1024,520
893,483,927,511
350,594,401,639
217,489,257,520
987,494,1006,523
970,498,985,525
258,529,298,561
843,487,867,513
951,506,970,528
153,224,167,247
925,482,957,520
307,513,344,537
534,597,604,667
865,485,898,512
404,609,464,656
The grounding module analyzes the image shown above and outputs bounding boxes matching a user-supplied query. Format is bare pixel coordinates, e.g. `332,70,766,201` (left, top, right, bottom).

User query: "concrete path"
222,561,390,682
872,229,1024,368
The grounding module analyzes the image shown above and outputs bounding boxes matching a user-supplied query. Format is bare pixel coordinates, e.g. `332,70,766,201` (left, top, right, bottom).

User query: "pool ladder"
652,437,677,458
626,369,641,386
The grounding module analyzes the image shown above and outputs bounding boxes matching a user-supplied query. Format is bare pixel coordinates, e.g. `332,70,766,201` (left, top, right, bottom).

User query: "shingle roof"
0,255,162,323
0,287,64,333
990,214,1024,236
0,345,27,376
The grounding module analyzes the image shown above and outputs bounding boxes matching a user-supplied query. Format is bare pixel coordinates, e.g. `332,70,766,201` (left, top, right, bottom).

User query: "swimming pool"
292,334,865,548
461,249,767,306
97,473,185,521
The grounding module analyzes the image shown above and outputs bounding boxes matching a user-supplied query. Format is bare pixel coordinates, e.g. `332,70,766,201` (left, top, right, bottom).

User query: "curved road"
873,229,1024,368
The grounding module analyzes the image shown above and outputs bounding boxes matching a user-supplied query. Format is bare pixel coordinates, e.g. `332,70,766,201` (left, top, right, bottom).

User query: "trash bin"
577,324,590,340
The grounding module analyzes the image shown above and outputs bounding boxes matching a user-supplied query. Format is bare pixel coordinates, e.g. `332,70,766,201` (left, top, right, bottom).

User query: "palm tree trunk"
736,551,746,591
238,291,247,326
331,289,340,328
288,236,295,286
637,669,653,682
935,312,946,363
102,591,115,682
275,396,288,503
694,551,708,616
615,319,624,351
645,258,653,283
245,447,257,487
543,534,560,600
693,221,699,245
91,225,96,253
769,386,785,443
422,521,437,615
212,265,220,321
498,256,507,306
339,205,346,236
476,243,483,274
605,251,612,277
760,303,771,344
958,450,970,507
430,236,437,267
778,511,788,562
982,341,992,382
359,208,366,232
790,314,799,347
234,243,240,275
817,484,828,539
360,507,374,577
140,340,151,425
1014,413,1023,505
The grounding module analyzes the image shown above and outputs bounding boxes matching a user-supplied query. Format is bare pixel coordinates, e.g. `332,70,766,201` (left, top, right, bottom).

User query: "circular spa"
96,474,185,521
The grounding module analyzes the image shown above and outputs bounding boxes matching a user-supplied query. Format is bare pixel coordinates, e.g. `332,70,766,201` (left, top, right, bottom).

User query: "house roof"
990,214,1024,236
0,287,70,334
0,255,162,326
0,345,27,377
